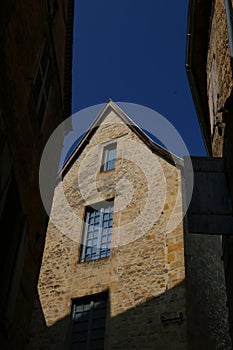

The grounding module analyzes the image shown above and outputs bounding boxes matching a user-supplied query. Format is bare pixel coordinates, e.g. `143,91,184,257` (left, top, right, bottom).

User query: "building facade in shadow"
186,0,233,344
0,1,74,349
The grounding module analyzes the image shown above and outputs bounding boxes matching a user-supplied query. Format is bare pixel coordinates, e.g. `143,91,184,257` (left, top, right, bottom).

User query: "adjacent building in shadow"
0,1,74,349
186,0,233,343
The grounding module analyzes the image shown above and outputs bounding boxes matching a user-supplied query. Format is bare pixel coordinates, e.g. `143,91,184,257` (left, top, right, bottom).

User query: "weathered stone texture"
206,1,233,343
27,107,230,349
28,110,187,349
185,232,231,350
207,0,233,157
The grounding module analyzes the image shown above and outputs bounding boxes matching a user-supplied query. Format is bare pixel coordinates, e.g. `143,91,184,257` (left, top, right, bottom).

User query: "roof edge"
58,100,183,180
186,0,213,156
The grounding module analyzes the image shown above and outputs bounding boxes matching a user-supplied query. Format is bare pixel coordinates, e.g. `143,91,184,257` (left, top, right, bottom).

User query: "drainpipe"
224,0,233,75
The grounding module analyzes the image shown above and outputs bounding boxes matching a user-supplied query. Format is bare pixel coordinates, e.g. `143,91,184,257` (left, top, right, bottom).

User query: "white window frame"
101,142,117,172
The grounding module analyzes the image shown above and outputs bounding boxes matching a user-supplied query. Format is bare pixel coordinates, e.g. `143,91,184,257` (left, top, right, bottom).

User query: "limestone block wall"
206,0,233,156
28,111,187,349
185,232,231,350
27,108,231,349
206,1,233,342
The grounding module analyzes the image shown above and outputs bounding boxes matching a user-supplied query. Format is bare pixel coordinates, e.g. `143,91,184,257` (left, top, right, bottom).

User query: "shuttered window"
71,293,108,350
81,201,113,262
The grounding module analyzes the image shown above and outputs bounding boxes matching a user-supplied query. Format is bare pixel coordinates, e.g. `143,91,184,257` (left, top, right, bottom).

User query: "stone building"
186,0,233,343
28,101,230,349
0,1,74,349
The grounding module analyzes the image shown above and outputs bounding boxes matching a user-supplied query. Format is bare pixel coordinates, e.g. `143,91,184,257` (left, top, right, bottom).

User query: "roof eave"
186,0,213,156
58,101,183,180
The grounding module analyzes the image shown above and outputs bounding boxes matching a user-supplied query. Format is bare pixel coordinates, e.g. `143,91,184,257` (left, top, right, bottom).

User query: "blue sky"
71,0,206,156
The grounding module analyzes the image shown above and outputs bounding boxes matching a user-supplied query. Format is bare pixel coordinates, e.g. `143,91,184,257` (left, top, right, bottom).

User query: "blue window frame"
81,201,114,262
71,292,108,350
101,142,117,171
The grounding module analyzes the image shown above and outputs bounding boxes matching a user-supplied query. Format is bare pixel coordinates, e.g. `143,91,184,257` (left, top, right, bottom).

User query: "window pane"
82,202,113,262
103,221,108,228
103,213,109,220
108,148,116,161
86,247,91,255
106,146,116,170
106,159,115,171
71,294,107,350
101,143,117,171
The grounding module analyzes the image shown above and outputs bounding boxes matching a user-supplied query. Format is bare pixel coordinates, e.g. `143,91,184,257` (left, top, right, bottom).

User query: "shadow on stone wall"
27,272,231,350
26,278,230,350
27,283,185,350
184,232,232,350
26,291,70,350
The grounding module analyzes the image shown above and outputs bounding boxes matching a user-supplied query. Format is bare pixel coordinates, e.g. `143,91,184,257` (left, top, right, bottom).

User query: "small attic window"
101,142,117,172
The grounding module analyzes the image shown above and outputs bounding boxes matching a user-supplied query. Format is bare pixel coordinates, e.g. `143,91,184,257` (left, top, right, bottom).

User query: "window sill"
99,168,116,175
78,255,110,265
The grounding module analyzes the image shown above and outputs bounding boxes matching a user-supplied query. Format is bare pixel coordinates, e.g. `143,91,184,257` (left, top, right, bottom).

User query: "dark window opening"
71,292,108,350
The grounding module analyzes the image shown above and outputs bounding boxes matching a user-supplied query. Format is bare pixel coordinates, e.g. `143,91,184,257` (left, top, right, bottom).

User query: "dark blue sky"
72,0,206,156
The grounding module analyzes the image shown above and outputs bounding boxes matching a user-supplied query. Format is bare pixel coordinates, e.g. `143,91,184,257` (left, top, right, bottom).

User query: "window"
71,292,108,350
81,200,114,262
31,40,52,127
101,142,117,171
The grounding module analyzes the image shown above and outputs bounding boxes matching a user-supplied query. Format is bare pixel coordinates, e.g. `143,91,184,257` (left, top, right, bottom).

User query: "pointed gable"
59,100,182,178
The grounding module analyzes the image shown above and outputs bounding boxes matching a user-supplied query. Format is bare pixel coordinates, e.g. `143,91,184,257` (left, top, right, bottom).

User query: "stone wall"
206,0,233,156
206,0,233,342
28,106,231,349
28,110,188,349
185,232,231,349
